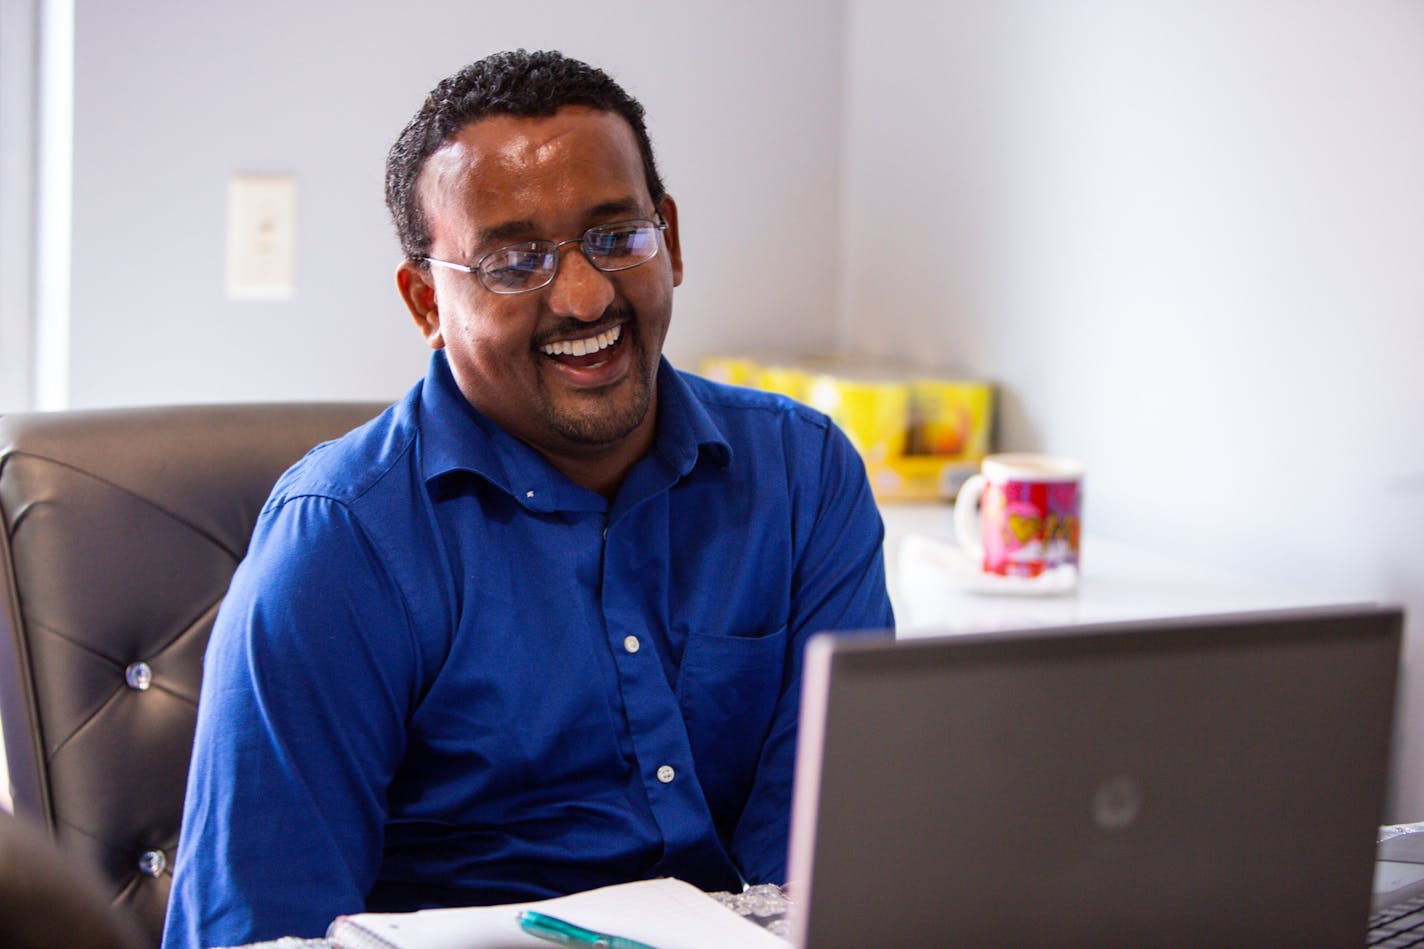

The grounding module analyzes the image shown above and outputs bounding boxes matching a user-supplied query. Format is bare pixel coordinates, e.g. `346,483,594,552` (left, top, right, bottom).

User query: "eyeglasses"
423,215,668,295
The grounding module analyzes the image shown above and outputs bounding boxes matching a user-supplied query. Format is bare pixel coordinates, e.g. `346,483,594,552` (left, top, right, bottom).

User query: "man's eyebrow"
587,198,644,219
477,219,539,247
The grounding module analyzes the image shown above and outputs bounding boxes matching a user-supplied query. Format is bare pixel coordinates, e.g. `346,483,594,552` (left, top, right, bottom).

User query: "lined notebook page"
327,877,789,949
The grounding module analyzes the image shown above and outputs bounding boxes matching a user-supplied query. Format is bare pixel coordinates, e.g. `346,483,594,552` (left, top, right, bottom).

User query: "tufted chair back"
0,402,385,946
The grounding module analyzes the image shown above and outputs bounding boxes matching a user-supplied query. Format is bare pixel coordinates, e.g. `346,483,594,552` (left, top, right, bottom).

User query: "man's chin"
539,346,658,448
544,374,655,446
548,399,651,447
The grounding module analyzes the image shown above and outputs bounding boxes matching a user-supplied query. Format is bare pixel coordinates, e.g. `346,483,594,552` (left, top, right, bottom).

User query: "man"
163,50,892,947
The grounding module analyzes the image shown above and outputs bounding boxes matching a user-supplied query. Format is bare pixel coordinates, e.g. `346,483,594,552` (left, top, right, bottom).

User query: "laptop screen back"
786,606,1402,948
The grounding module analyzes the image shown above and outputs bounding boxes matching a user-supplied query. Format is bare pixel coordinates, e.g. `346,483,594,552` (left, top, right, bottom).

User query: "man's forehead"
422,107,640,190
465,105,631,148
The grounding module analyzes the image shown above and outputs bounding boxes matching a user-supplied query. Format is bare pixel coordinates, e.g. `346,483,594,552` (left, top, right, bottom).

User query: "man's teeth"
541,324,622,358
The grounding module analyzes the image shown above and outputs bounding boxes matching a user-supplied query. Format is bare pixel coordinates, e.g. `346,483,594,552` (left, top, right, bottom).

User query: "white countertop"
881,502,1352,637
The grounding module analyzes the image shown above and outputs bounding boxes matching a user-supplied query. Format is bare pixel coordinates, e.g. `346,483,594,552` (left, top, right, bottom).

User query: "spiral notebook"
326,876,785,949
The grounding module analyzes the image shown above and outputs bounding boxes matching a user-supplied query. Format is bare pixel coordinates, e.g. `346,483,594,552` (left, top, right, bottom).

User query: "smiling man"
400,106,675,496
162,51,893,948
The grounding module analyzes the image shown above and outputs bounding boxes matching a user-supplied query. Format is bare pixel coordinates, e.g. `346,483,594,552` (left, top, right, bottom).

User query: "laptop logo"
1092,776,1142,832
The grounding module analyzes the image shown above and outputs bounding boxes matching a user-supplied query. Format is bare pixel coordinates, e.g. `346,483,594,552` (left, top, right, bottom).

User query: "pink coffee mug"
953,453,1084,578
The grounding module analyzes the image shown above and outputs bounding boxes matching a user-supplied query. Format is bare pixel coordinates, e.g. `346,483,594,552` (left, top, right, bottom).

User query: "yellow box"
754,363,813,402
698,355,761,388
803,373,910,464
698,353,994,501
905,378,993,461
867,455,980,502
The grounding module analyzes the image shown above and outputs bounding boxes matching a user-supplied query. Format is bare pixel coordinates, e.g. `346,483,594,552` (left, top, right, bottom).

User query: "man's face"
399,106,682,462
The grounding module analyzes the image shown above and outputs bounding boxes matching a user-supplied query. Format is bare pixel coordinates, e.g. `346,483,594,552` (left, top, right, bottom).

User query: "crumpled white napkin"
899,532,1079,597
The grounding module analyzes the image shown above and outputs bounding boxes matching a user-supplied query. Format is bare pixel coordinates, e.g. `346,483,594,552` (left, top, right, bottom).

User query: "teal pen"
517,909,662,949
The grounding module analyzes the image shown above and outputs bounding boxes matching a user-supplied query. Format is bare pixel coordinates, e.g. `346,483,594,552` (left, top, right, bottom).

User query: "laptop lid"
786,606,1402,948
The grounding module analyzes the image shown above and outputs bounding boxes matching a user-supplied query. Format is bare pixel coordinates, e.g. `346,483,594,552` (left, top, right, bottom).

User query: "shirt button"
656,765,676,784
623,635,640,654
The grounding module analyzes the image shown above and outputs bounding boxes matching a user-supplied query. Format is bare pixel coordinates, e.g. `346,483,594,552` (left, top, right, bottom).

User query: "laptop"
785,605,1403,947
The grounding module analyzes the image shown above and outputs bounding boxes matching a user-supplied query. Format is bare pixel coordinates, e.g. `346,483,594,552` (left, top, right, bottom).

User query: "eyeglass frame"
420,213,669,295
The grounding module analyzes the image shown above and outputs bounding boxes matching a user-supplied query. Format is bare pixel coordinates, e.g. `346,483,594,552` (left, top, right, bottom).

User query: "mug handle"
954,473,986,558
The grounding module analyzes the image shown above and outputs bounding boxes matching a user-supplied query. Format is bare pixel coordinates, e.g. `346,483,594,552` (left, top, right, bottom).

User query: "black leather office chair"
0,402,385,946
0,809,147,949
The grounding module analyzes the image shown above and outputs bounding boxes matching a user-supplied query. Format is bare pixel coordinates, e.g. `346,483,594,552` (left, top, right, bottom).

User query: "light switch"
226,174,296,299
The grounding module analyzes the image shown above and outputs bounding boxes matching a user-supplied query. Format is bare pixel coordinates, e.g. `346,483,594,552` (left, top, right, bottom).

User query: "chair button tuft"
138,849,167,877
124,662,153,691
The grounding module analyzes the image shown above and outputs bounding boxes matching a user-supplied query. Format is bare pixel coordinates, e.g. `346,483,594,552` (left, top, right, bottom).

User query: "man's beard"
536,319,658,447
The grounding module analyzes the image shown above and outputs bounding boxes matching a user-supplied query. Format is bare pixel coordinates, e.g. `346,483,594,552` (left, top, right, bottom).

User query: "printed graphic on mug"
955,454,1083,578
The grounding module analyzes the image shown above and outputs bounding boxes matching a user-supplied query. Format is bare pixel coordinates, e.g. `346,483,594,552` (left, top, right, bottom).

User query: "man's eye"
589,225,653,259
507,250,550,272
482,248,553,287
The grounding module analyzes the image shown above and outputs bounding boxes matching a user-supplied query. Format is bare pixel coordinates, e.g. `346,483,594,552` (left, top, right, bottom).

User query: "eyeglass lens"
480,219,661,293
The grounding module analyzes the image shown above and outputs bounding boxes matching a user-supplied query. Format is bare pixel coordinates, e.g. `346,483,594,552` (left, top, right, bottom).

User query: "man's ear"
396,260,444,349
658,195,683,288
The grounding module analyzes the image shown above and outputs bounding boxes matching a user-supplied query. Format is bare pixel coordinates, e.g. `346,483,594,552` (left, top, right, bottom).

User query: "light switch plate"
226,174,296,299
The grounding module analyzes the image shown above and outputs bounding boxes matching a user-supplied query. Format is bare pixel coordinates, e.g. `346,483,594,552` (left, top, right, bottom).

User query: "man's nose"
544,246,616,321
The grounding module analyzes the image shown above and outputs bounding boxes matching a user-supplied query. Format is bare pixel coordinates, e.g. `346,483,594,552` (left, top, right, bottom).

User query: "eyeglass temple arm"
422,257,478,274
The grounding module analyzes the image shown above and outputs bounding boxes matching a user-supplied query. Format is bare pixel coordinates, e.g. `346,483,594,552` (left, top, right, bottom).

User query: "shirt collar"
650,357,733,477
416,351,730,513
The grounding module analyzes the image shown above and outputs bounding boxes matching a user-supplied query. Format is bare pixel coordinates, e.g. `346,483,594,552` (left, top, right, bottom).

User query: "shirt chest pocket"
675,625,787,824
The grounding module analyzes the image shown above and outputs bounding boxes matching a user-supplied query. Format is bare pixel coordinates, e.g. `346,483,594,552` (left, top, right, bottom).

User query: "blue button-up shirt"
163,350,893,948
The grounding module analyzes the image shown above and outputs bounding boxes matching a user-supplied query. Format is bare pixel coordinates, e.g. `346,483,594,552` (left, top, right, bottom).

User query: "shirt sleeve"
728,419,895,884
162,495,418,949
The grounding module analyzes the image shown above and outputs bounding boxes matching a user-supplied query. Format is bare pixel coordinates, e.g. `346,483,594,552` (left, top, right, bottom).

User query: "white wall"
842,0,1424,819
32,0,1424,822
63,0,846,407
0,0,38,411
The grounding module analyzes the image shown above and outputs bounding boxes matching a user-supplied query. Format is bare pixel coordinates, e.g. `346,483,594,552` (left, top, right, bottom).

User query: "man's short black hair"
385,49,666,262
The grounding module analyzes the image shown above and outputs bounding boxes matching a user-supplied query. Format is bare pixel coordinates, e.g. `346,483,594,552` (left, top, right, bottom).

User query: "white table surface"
880,501,1354,637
